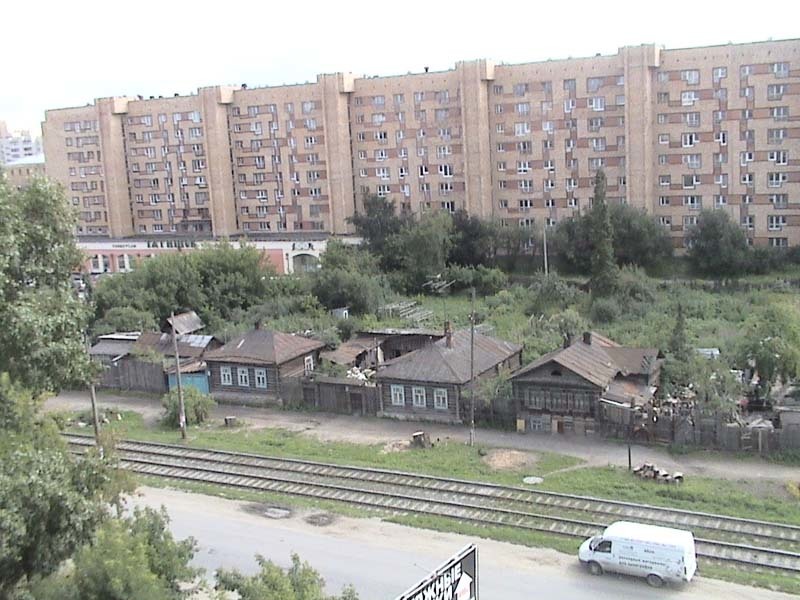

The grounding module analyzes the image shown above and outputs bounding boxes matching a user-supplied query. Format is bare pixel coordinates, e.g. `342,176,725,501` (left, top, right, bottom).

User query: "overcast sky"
4,0,798,135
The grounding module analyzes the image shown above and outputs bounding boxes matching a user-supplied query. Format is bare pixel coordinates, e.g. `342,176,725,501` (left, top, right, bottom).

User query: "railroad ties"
64,433,800,577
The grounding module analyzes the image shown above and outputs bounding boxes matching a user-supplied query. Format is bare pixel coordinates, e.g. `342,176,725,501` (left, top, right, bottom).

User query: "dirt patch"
482,449,538,471
381,439,411,454
241,503,293,519
304,512,336,527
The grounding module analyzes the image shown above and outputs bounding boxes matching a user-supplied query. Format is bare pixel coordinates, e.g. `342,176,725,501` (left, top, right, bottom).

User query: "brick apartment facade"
43,39,800,247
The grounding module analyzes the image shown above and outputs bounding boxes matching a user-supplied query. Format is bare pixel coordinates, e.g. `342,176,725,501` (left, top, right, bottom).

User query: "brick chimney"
444,321,453,348
583,331,592,345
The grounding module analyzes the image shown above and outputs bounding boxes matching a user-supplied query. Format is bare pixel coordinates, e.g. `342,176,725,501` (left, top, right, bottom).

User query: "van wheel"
588,562,603,576
646,574,664,588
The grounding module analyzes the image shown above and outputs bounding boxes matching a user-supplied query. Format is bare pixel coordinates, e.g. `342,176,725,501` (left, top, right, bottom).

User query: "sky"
3,0,798,136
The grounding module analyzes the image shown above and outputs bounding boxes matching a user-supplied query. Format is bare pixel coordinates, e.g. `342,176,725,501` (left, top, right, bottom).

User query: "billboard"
394,544,478,600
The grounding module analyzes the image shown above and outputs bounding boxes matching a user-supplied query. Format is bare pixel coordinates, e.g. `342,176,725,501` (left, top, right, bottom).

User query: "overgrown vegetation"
161,388,216,428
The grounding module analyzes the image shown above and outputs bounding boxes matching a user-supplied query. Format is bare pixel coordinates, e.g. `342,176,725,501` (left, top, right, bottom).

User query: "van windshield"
588,537,601,551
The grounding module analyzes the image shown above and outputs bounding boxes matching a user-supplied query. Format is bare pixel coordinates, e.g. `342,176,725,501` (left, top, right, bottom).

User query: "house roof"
358,327,445,338
89,339,136,359
132,331,217,359
511,332,660,389
320,334,387,366
167,311,204,335
204,328,326,366
377,329,521,385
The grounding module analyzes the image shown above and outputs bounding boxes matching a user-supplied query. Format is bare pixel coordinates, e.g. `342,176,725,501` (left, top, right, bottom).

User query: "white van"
578,521,697,587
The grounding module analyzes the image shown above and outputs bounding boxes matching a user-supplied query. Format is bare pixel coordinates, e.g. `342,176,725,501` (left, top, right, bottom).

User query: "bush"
445,265,508,295
161,387,216,428
614,266,655,305
526,273,582,316
589,297,620,323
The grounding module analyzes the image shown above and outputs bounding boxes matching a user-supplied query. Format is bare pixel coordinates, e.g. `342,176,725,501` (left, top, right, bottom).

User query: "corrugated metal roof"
89,339,135,357
167,311,204,335
358,327,444,338
204,328,325,366
132,332,216,359
377,329,521,385
320,334,386,366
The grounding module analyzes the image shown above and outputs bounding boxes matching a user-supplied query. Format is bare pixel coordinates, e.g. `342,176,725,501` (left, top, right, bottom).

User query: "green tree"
91,306,159,338
0,178,91,393
668,304,691,362
494,222,535,273
392,212,454,291
686,210,750,277
217,553,358,600
348,195,408,269
161,387,216,428
449,210,496,267
588,170,618,297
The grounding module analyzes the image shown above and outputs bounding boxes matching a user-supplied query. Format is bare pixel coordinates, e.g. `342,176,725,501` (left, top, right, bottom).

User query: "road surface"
132,486,792,600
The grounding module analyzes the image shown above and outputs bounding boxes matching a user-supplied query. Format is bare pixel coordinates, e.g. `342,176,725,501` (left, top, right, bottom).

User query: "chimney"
563,333,573,349
444,321,453,349
583,331,592,345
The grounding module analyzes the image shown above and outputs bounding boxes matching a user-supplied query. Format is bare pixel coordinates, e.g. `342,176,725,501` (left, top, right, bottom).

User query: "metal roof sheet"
204,328,325,366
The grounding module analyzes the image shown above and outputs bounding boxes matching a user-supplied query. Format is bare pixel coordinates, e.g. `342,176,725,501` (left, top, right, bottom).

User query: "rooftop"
204,328,325,366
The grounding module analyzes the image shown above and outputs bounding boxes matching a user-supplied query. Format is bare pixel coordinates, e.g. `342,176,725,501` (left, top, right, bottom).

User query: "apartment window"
659,175,671,187
564,98,576,112
768,172,788,188
220,366,232,386
659,196,670,206
659,216,671,227
543,139,553,150
714,110,726,123
683,154,701,169
438,164,454,178
419,164,429,177
357,150,367,160
685,112,700,127
565,139,575,151
394,93,405,104
514,122,531,136
493,85,503,95
587,77,604,92
519,198,532,209
414,91,424,103
681,70,700,85
589,96,606,111
657,113,668,125
681,90,698,106
768,128,786,144
683,174,701,189
658,154,668,165
713,88,728,101
433,389,448,410
517,141,531,153
741,173,754,186
768,84,786,100
375,149,388,161
657,72,669,84
714,195,728,207
683,215,699,227
517,161,530,174
591,137,606,152
515,102,530,115
714,131,728,145
742,108,753,120
740,151,754,166
412,387,426,408
356,132,366,142
771,106,789,121
657,92,669,104
563,78,576,91
542,121,554,133
398,147,408,158
543,159,555,172
715,173,729,187
681,132,698,148
770,194,788,208
769,215,787,231
589,158,604,171
589,117,604,132
513,83,529,96
658,134,669,145
770,237,789,248
541,100,553,113
769,150,788,165
743,194,753,204
772,62,790,78
713,67,727,81
519,180,533,192
568,197,578,208
742,215,754,230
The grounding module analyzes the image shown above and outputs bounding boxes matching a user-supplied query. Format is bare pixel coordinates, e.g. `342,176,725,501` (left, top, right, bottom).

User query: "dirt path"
48,390,800,483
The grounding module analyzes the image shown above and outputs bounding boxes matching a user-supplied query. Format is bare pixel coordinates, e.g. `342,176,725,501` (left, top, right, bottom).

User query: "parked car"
578,521,697,587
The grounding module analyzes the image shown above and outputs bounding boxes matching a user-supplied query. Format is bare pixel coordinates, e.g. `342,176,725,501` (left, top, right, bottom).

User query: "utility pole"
543,218,549,275
469,287,476,447
171,312,187,440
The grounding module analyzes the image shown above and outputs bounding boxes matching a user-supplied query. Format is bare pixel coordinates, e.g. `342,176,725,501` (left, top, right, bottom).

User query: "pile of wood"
632,463,684,484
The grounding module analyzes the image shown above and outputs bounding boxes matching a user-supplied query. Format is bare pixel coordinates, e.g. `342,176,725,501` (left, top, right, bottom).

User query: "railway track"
65,433,800,576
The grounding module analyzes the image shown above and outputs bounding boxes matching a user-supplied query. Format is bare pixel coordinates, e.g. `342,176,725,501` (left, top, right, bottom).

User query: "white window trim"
412,387,426,408
237,367,249,387
391,385,405,406
221,366,232,386
255,368,267,389
434,388,448,410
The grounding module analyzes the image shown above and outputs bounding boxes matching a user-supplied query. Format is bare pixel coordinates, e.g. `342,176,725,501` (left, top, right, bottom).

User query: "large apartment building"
0,121,42,165
43,38,800,247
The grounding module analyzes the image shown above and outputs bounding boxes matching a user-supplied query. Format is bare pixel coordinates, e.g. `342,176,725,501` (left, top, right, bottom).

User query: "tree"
588,170,618,297
494,222,535,273
449,210,496,267
686,210,750,277
668,304,691,362
162,387,216,428
217,553,359,600
0,178,91,393
348,195,408,269
33,508,198,600
392,212,454,292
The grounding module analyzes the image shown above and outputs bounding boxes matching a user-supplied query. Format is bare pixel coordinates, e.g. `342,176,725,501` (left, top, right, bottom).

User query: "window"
493,85,503,95
713,66,727,81
517,161,530,174
568,197,578,208
659,175,671,187
564,98,576,112
683,154,701,169
685,112,700,127
516,102,530,115
376,166,390,180
433,388,448,410
742,215,754,230
681,90,698,106
771,106,789,121
542,121,553,133
715,131,727,145
768,84,786,100
769,238,789,248
496,123,505,134
715,173,729,187
563,79,576,92
740,151,754,166
497,161,506,171
438,164,453,177
220,366,232,386
769,215,787,231
659,216,671,226
658,133,669,144
714,195,727,207
768,128,786,144
683,215,698,227
394,93,405,104
513,83,529,96
681,69,699,85
658,154,668,165
768,172,788,188
591,137,606,151
412,387,426,408
659,196,670,206
683,195,701,208
772,62,789,78
683,174,701,189
254,368,267,389
771,194,789,210
587,77,604,92
519,198,532,209
657,92,669,104
741,173,754,186
236,367,249,387
544,159,555,172
681,132,698,148
589,96,605,111
304,355,314,375
769,151,788,165
391,385,405,406
419,165,429,177
514,122,530,136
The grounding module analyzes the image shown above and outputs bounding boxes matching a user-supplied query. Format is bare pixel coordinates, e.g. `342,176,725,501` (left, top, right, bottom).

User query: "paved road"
50,390,800,482
133,486,793,600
